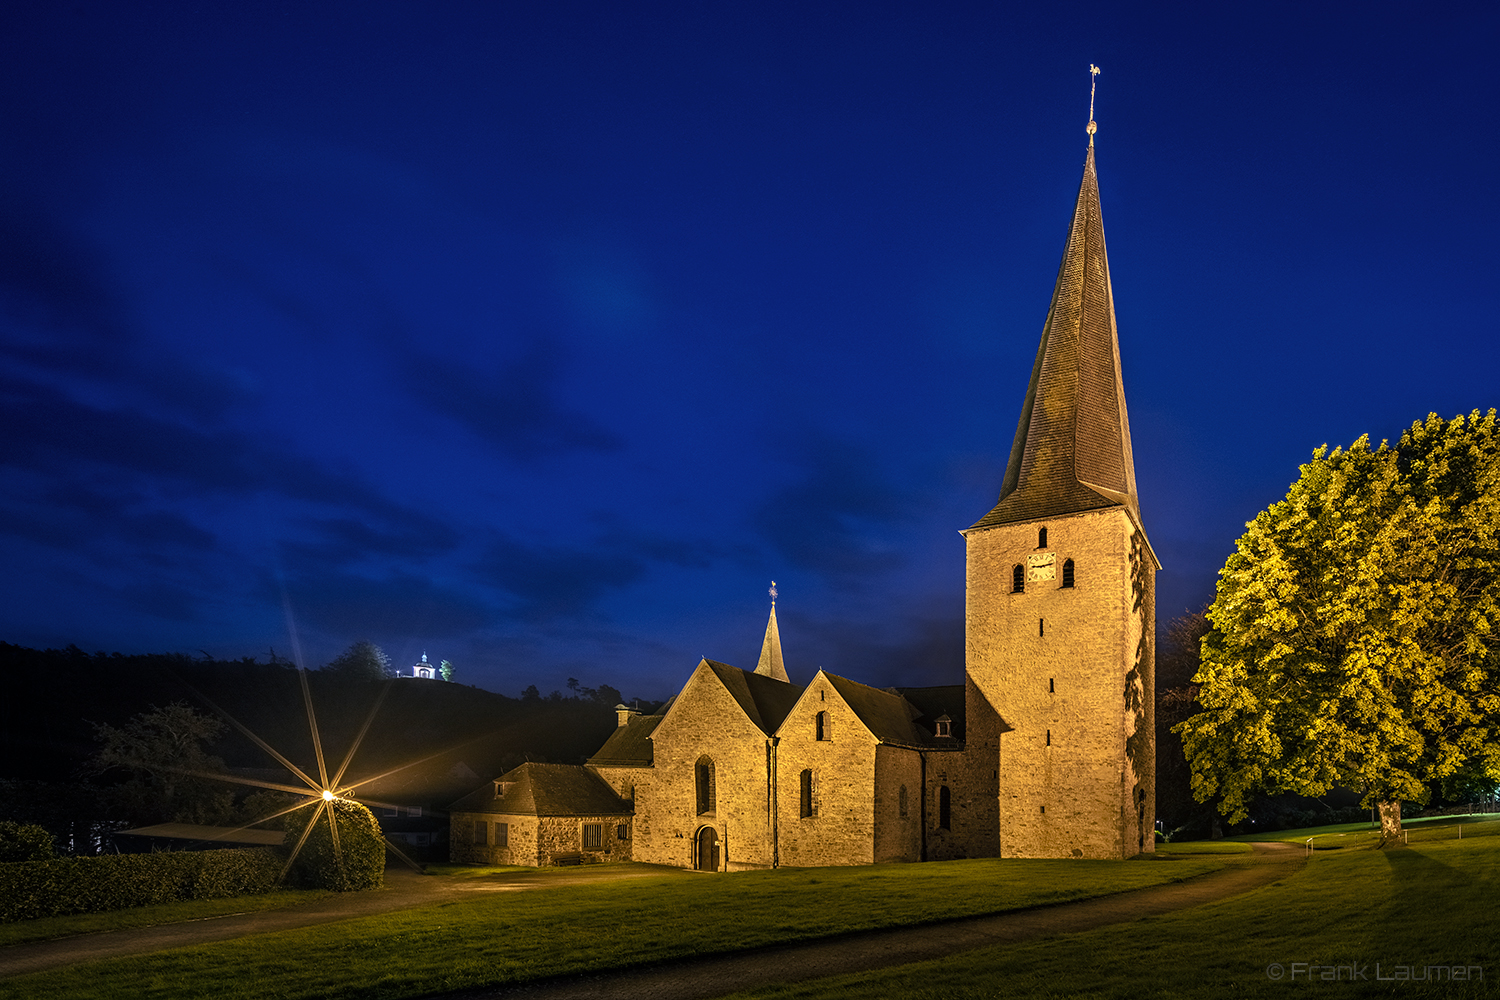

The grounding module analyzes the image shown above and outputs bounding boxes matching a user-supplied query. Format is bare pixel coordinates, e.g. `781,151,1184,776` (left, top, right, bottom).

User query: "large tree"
1178,411,1500,844
90,702,235,825
323,640,393,681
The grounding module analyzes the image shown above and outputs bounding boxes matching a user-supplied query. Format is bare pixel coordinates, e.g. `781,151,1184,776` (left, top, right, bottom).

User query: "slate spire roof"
755,603,788,682
970,143,1145,535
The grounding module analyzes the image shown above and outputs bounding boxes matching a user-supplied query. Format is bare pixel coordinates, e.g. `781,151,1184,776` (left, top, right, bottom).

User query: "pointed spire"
971,138,1143,534
754,582,789,682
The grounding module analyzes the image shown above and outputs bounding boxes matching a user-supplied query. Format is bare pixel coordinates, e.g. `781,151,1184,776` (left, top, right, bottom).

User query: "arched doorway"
695,826,718,871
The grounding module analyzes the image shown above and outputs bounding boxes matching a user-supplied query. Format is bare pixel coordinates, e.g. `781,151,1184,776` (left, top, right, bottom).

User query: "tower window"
815,711,829,741
1038,526,1048,548
938,785,951,830
1062,559,1075,588
1039,618,1045,638
1049,678,1054,693
695,756,716,815
800,769,815,818
1046,729,1052,746
1012,565,1025,593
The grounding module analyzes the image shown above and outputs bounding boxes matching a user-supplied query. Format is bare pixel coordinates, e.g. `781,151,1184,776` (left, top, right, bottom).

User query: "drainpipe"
919,751,928,862
769,736,780,868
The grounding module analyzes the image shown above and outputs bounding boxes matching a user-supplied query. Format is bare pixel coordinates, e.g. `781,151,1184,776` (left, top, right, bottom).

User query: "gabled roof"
971,143,1146,538
449,762,631,817
702,658,804,735
816,673,962,749
586,712,664,767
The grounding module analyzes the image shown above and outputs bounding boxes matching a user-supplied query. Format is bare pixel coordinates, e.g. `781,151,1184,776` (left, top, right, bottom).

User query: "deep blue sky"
2,2,1495,700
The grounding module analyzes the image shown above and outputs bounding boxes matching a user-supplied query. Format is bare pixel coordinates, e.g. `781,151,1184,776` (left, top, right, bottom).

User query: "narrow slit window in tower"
1039,618,1045,637
1046,729,1052,746
1049,677,1054,693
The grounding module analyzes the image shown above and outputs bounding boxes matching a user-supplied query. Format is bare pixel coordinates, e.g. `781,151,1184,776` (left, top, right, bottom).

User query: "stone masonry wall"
964,507,1155,859
450,813,540,866
633,663,779,871
872,744,921,862
775,675,877,867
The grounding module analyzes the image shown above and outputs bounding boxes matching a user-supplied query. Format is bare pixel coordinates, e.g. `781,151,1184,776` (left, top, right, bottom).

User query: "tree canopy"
1178,411,1500,842
323,640,393,681
90,702,235,825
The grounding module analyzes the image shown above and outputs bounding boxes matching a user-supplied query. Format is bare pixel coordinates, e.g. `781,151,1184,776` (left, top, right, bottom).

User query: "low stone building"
449,762,632,866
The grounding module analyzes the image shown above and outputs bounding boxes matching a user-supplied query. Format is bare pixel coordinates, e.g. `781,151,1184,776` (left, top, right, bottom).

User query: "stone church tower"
961,136,1158,859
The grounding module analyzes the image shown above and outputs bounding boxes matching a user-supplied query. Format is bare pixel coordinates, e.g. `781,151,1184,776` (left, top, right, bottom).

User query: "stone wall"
964,508,1155,859
448,813,632,867
632,662,778,870
774,674,877,867
872,744,921,862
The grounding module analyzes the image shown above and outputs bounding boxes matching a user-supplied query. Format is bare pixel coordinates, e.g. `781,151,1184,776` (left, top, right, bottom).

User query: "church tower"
962,116,1158,859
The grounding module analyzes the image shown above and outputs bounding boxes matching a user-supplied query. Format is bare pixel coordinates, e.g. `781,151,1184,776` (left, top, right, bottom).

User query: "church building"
451,125,1157,868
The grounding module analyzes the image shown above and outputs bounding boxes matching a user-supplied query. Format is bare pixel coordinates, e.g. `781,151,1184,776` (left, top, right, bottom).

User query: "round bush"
0,821,55,862
281,798,386,891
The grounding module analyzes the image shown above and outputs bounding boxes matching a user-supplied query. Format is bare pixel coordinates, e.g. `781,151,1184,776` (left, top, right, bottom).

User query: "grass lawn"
0,891,333,948
1154,841,1252,856
1219,813,1500,851
0,855,1226,1000
726,832,1500,999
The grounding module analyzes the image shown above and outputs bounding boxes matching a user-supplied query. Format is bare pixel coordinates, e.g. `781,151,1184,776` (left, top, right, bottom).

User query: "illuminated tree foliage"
1179,411,1500,844
282,798,386,891
323,640,393,682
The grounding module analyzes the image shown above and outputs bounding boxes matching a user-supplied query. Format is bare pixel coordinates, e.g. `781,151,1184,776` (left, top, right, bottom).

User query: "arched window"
898,784,909,818
695,756,715,815
938,785,951,830
1062,558,1075,588
1012,565,1025,593
800,769,815,818
815,711,829,741
1038,526,1048,548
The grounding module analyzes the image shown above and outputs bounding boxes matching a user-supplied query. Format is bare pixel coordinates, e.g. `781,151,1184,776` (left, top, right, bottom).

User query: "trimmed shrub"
0,848,280,923
0,821,55,862
282,799,385,891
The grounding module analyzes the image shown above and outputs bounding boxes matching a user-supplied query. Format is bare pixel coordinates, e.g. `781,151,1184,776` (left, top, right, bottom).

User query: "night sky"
2,3,1496,701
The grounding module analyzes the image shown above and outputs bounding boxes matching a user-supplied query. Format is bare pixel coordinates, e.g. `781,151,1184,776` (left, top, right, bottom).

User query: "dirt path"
0,863,691,979
442,844,1304,1000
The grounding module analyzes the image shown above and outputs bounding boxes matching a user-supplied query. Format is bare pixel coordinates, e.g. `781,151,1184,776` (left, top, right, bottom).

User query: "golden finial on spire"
1086,64,1103,145
768,580,778,606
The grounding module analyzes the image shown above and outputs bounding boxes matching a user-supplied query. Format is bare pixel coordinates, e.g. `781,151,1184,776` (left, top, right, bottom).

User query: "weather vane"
769,580,778,605
1087,64,1101,145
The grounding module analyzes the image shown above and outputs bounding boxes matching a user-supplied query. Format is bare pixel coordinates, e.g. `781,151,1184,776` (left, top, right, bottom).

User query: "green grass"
0,891,333,948
1153,840,1252,855
725,836,1500,1000
0,855,1226,1000
1223,813,1500,849
417,862,534,878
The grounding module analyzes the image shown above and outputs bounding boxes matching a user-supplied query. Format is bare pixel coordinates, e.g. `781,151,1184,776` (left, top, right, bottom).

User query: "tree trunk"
1377,800,1403,847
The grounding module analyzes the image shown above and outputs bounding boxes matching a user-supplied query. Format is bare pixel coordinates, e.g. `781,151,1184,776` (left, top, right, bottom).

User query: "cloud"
474,521,722,620
405,341,622,461
272,569,495,644
0,207,131,377
754,439,909,583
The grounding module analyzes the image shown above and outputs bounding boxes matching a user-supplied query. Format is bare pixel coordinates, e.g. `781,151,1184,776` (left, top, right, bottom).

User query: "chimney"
615,703,641,728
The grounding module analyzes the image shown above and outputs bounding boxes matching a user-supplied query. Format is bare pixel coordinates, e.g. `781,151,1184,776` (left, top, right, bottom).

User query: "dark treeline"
0,642,644,852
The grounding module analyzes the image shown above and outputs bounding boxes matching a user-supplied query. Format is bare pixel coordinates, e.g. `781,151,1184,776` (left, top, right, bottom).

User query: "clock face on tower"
1026,552,1057,582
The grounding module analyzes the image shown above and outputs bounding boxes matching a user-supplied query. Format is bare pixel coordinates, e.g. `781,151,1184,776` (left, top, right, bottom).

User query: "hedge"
0,847,281,922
